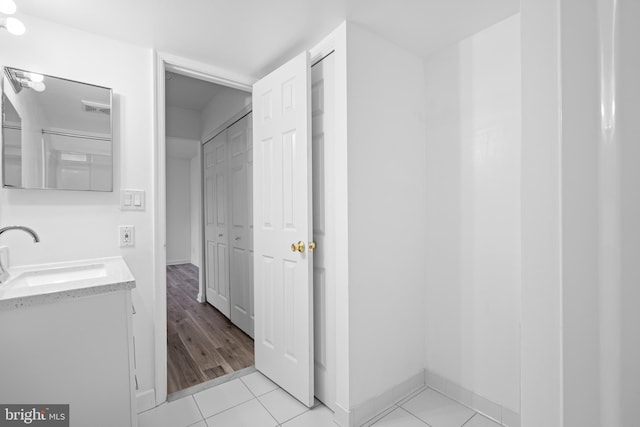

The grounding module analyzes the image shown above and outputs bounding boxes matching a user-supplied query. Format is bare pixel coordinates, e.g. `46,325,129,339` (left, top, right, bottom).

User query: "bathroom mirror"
1,67,113,191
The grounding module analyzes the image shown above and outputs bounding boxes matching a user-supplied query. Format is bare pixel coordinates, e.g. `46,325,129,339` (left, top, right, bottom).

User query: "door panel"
204,132,230,318
228,114,254,337
253,51,314,406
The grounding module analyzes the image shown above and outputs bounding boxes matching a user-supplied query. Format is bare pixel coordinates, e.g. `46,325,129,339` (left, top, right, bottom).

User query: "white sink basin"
8,263,107,287
0,257,135,309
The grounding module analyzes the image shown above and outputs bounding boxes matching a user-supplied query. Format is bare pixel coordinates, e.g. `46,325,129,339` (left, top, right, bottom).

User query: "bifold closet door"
204,132,231,318
228,113,254,338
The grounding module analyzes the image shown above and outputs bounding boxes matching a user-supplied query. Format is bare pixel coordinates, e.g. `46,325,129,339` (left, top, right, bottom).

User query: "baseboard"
166,259,191,266
136,388,156,413
335,370,426,427
333,402,352,427
424,370,521,427
196,292,205,303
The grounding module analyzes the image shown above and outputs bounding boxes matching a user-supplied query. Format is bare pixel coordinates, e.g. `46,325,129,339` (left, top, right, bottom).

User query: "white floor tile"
193,378,254,418
258,388,309,423
240,371,280,396
204,399,278,427
373,408,427,427
281,404,336,427
464,413,502,427
188,422,207,427
138,396,203,427
372,408,428,426
401,388,475,427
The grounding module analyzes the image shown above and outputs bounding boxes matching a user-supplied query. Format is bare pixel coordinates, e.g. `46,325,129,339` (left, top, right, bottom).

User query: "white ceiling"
165,72,224,111
16,0,519,80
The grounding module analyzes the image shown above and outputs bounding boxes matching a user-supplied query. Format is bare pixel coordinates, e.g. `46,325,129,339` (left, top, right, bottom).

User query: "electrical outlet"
119,226,135,247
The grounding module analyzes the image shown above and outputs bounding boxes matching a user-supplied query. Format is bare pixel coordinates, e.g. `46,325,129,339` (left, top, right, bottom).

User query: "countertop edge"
0,280,136,311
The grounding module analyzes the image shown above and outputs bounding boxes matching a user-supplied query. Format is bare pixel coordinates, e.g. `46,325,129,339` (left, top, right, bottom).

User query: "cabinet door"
229,113,254,337
253,51,314,406
204,132,231,318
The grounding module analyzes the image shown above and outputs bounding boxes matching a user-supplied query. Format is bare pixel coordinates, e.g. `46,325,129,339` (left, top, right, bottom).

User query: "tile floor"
138,371,504,427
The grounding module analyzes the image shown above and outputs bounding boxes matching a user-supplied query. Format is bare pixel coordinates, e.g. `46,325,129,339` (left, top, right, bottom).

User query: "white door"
253,51,314,406
311,53,336,410
229,113,254,337
204,132,231,318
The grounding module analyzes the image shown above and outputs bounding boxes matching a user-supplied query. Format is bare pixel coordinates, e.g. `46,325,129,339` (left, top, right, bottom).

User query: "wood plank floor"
166,263,254,395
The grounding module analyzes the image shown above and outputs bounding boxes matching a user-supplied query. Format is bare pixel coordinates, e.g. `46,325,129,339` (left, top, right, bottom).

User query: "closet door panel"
228,114,254,337
204,132,231,318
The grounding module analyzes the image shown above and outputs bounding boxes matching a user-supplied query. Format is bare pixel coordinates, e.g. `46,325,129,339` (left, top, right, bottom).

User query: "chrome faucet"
0,226,40,242
0,225,40,283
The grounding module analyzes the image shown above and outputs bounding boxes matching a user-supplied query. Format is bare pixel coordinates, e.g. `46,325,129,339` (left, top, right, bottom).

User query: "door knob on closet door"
291,241,305,253
308,241,316,252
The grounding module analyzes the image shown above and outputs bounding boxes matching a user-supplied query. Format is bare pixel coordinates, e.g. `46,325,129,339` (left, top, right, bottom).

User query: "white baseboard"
166,259,191,266
333,402,351,427
196,292,205,303
424,370,521,427
136,388,156,413
335,370,426,427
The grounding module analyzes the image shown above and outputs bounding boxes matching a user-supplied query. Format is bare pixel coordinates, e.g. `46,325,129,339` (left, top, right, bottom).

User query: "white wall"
190,155,201,267
201,86,251,141
166,105,201,140
423,14,521,414
617,1,640,424
0,14,156,402
520,1,563,425
344,22,427,408
166,156,192,264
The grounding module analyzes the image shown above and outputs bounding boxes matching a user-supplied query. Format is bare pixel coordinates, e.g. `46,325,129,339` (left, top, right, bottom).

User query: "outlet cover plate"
119,226,135,247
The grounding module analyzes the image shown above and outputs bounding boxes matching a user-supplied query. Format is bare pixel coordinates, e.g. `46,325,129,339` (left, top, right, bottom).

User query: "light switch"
121,189,145,211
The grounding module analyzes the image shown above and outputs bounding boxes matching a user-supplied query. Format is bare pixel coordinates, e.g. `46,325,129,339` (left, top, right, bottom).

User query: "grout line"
460,412,478,427
191,381,256,422
423,382,506,426
394,406,432,427
362,405,399,427
190,395,207,423
254,393,281,425
396,385,428,407
198,396,257,422
240,375,258,398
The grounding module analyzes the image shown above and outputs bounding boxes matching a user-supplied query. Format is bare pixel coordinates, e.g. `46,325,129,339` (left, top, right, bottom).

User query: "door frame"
153,51,254,405
152,25,347,409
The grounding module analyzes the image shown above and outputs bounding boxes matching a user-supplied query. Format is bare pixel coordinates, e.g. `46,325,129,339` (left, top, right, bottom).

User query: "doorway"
164,70,254,395
154,45,338,410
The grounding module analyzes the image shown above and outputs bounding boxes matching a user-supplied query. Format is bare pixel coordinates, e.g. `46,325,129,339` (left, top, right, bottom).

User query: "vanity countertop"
0,256,135,310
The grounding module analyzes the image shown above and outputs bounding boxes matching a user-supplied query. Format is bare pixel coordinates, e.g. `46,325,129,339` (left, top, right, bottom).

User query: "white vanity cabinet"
0,257,137,427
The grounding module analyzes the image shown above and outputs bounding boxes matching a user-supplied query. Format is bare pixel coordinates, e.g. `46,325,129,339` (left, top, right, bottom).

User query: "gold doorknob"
308,241,317,252
291,241,305,252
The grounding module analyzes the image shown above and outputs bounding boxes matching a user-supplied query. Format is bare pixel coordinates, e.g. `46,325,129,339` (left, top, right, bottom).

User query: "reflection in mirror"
1,67,113,191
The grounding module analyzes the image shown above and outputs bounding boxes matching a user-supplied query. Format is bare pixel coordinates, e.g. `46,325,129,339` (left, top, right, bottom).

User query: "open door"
252,51,314,407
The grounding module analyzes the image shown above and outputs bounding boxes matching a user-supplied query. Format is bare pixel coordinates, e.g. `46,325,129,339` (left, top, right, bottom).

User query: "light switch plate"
121,189,145,211
119,226,135,247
